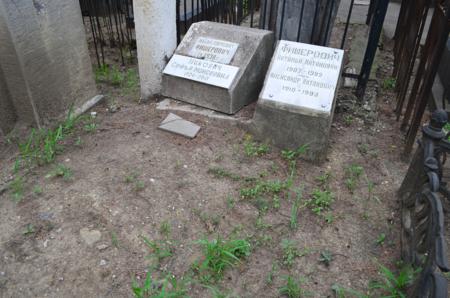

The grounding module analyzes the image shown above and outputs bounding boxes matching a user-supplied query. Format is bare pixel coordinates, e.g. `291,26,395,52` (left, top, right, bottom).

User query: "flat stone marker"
162,21,274,114
252,40,344,161
158,113,201,139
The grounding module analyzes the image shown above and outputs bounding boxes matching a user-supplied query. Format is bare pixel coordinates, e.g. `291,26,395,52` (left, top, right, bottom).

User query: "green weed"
33,185,43,195
159,221,171,238
376,233,386,246
290,189,303,230
309,189,334,216
46,164,73,180
110,66,125,86
345,164,364,193
10,176,25,202
195,236,250,282
318,250,333,267
208,167,241,181
370,263,418,298
141,236,174,266
111,231,119,248
95,64,110,83
243,134,269,157
382,77,396,90
203,285,237,298
331,284,368,298
23,224,35,236
344,115,354,126
316,172,332,187
281,239,300,268
131,272,188,298
279,275,306,298
266,262,279,285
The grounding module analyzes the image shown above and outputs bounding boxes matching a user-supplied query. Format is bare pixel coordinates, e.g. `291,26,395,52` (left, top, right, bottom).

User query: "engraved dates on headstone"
261,40,344,113
188,37,239,64
163,54,239,89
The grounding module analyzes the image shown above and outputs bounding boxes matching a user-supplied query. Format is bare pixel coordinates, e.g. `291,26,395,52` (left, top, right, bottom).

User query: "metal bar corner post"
355,0,389,99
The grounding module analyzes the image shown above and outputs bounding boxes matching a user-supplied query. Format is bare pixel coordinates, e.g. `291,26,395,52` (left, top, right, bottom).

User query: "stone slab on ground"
162,21,274,114
251,41,344,161
158,113,201,138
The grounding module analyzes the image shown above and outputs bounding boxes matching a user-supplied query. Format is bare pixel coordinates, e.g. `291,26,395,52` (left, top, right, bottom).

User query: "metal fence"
79,0,135,67
393,0,450,156
398,110,450,297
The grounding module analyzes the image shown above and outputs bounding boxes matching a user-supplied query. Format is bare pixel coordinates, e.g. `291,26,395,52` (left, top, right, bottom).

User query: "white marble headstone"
261,40,344,114
188,37,239,64
163,54,239,89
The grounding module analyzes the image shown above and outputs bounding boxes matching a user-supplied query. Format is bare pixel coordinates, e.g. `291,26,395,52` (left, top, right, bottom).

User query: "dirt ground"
0,29,442,298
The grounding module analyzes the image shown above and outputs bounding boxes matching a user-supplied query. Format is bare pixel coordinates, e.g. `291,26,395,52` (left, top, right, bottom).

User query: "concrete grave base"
250,40,343,162
162,21,274,114
250,100,335,162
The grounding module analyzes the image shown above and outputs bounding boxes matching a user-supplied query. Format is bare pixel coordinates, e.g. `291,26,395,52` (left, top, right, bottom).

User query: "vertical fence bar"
341,0,355,49
279,0,287,40
356,0,389,98
321,0,335,46
310,0,320,44
296,0,305,42
176,0,181,44
250,0,255,27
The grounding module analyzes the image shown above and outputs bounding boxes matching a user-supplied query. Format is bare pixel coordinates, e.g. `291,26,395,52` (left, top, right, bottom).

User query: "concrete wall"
0,0,97,134
134,0,177,100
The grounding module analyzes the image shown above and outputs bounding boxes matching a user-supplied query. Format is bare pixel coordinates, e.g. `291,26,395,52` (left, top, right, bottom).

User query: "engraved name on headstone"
163,54,239,89
188,37,239,64
261,40,344,113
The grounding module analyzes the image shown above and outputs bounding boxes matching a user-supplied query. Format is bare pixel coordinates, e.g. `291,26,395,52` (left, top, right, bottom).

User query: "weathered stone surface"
162,21,274,114
158,113,201,138
251,41,344,161
0,65,16,136
0,0,96,132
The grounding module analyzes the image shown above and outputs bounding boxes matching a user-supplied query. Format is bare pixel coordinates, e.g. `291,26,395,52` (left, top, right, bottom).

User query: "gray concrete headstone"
162,21,274,114
0,0,97,134
251,40,344,161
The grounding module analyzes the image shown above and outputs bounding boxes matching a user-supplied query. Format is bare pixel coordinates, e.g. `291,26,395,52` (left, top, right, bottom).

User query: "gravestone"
251,40,344,161
0,0,96,134
162,21,274,114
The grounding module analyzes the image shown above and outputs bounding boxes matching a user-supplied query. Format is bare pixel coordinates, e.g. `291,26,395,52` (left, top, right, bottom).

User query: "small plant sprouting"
159,220,171,238
318,250,333,267
10,176,25,202
111,231,119,248
376,233,386,246
95,64,110,83
266,262,279,285
195,236,251,282
33,185,43,195
243,134,270,157
345,164,364,193
382,77,396,90
226,196,235,209
23,224,35,236
331,284,369,298
141,236,174,266
290,189,303,230
281,239,300,268
84,122,97,133
46,164,73,180
309,189,334,216
370,263,418,297
131,271,188,298
316,172,332,187
344,115,354,126
279,275,306,298
110,65,125,86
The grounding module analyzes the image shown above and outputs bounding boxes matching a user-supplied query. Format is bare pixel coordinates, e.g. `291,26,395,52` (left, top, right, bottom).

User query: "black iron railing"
399,109,450,297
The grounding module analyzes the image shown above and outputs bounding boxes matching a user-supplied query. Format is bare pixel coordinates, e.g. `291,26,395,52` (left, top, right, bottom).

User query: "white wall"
134,0,177,100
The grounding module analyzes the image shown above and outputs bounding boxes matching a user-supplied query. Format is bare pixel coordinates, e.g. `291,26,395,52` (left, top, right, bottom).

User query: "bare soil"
0,36,434,298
